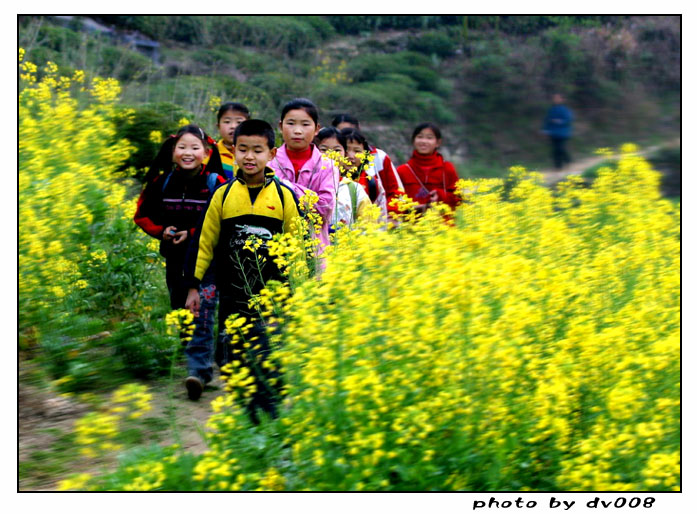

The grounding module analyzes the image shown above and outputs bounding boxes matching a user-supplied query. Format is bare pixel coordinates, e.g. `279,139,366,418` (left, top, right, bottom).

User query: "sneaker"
185,376,203,401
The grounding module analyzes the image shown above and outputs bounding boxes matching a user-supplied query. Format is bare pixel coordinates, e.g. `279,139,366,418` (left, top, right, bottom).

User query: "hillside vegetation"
19,15,679,174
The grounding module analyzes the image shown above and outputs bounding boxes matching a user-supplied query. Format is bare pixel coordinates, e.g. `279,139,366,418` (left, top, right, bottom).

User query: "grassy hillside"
19,15,680,176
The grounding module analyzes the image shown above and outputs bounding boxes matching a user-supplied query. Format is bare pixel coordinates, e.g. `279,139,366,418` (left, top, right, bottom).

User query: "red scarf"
286,146,313,181
408,150,444,174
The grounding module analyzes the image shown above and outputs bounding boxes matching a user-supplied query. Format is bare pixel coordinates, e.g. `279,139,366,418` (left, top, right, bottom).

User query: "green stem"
166,341,183,448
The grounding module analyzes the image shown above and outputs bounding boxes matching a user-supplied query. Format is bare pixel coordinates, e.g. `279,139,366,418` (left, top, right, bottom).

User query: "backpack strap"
161,170,174,193
221,177,235,205
272,176,285,210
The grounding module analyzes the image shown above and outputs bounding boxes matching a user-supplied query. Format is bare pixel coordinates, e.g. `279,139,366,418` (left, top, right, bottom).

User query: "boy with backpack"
184,120,300,420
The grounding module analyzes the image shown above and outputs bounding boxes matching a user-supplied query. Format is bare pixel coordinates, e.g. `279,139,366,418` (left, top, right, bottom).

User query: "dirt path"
145,376,227,454
540,138,681,186
19,373,227,490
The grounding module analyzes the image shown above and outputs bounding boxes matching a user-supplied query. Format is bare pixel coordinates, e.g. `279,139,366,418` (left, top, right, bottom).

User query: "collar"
234,166,276,186
276,143,322,173
217,139,234,156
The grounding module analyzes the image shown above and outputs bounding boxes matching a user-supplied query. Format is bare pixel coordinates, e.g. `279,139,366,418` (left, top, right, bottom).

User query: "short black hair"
217,102,250,122
331,113,360,129
233,119,276,149
280,98,319,125
340,127,370,151
315,127,347,151
411,122,442,142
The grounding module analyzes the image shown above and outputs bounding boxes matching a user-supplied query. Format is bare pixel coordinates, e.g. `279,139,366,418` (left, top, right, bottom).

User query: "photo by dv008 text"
472,497,657,510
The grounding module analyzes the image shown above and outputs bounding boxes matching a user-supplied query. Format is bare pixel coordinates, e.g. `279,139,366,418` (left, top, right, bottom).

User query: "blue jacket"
543,104,573,139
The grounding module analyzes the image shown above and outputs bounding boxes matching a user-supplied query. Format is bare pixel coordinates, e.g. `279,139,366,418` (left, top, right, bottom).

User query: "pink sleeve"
309,159,338,221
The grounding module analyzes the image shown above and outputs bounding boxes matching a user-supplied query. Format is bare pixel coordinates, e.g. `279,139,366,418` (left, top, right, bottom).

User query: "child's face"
346,140,366,168
413,128,440,155
280,109,318,152
317,137,345,157
217,110,248,145
233,135,277,183
335,121,357,131
173,133,207,171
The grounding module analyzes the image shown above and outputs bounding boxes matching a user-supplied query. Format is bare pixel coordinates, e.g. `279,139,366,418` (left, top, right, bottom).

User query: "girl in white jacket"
315,127,370,231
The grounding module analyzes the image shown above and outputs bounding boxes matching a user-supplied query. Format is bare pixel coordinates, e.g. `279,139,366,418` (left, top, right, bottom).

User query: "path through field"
540,138,681,186
19,372,227,490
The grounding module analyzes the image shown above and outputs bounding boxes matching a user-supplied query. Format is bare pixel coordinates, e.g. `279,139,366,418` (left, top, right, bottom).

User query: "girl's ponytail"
144,135,177,185
205,140,224,176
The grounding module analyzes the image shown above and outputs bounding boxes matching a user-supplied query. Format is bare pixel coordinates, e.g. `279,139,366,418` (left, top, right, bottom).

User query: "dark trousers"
550,137,571,169
165,258,218,384
217,297,282,424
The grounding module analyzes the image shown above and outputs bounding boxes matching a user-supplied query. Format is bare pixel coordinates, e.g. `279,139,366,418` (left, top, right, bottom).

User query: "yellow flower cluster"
208,95,222,113
122,461,166,491
56,473,93,491
57,383,155,490
149,130,163,144
312,50,351,85
74,412,122,458
109,383,153,419
323,149,374,181
19,58,135,326
165,308,196,342
89,77,122,103
257,150,678,490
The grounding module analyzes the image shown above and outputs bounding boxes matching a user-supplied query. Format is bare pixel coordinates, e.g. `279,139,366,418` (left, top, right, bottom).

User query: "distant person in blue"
543,93,573,170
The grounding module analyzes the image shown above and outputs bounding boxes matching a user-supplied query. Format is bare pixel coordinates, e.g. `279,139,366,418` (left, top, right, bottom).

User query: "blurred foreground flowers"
19,54,173,388
66,148,678,491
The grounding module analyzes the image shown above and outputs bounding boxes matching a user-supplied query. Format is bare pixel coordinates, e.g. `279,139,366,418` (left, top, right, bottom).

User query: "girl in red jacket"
396,122,460,214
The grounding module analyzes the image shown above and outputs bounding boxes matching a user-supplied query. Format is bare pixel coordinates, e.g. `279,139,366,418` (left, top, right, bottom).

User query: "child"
134,124,226,400
212,102,250,179
184,119,300,422
340,127,396,221
315,127,370,229
268,98,339,253
332,113,404,219
396,122,460,213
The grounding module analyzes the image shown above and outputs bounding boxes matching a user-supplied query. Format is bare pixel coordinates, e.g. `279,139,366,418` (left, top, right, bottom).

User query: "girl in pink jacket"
269,98,339,253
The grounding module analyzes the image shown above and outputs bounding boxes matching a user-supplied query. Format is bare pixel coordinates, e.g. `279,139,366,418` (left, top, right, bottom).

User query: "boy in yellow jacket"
184,120,299,420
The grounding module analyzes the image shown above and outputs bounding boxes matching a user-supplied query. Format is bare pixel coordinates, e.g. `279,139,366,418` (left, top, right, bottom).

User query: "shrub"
205,16,326,56
98,46,153,83
113,102,194,180
19,54,171,387
348,52,448,95
36,24,82,52
407,31,457,57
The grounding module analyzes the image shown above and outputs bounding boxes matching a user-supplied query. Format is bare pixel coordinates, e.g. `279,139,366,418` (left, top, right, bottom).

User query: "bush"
205,16,327,55
19,54,172,387
313,80,453,126
36,24,82,52
407,31,457,57
348,52,448,95
99,46,153,82
249,72,310,113
113,102,194,180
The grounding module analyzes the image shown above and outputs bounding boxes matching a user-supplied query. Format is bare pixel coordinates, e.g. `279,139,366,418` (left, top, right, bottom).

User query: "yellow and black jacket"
203,139,237,180
185,167,300,307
